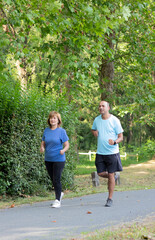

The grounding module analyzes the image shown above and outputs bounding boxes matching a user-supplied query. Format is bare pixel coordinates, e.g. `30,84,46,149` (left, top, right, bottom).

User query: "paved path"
0,189,155,240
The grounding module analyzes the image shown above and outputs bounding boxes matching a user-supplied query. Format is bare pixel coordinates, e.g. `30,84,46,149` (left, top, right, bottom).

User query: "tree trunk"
126,113,133,144
98,32,115,101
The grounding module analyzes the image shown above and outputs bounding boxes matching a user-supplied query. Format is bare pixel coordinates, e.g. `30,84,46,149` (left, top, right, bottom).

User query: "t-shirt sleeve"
92,119,97,130
115,118,124,134
61,129,69,143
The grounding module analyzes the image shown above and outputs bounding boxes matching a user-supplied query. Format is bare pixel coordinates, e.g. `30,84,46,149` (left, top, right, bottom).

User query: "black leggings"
45,161,65,201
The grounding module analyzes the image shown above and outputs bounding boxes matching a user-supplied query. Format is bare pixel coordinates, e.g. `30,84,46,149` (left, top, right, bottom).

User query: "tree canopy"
0,0,154,195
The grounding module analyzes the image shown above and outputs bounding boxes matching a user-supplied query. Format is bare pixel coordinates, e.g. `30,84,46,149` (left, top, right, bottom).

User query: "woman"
40,111,69,208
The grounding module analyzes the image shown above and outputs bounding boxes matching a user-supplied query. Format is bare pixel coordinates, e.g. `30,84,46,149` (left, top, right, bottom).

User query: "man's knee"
98,172,108,178
98,172,102,177
108,172,115,180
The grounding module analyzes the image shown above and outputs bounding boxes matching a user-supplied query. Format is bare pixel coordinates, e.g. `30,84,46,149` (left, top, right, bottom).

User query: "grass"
73,158,155,196
75,153,149,175
71,216,155,240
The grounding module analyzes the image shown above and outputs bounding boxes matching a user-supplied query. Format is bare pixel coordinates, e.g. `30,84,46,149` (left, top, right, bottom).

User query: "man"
92,101,123,207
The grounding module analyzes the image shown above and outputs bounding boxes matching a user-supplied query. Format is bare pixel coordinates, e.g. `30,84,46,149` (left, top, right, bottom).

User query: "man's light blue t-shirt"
42,127,69,162
92,114,123,155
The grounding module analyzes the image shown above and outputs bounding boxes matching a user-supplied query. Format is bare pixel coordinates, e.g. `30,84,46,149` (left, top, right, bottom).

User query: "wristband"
114,141,117,145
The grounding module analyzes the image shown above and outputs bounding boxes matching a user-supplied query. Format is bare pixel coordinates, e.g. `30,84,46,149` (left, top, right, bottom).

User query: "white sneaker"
60,192,64,203
52,199,61,208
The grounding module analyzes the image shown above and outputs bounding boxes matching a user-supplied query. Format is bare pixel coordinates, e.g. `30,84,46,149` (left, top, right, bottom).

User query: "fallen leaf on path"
10,204,15,208
52,221,56,223
87,211,92,214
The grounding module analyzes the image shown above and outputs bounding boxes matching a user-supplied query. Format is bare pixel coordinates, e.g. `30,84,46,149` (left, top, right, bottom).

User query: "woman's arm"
40,141,45,153
60,141,69,155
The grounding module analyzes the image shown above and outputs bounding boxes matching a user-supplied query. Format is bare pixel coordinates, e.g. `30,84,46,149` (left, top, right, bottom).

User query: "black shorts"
95,153,123,174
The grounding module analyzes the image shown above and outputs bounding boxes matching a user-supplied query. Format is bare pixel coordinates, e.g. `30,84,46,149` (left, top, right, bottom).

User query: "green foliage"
0,83,77,196
0,0,154,196
136,139,155,162
76,121,97,151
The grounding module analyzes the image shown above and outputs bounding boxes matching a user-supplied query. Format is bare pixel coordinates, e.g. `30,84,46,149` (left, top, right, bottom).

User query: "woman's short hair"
47,111,62,127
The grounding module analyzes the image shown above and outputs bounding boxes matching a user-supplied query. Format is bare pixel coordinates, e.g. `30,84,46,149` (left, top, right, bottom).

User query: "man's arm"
91,129,98,137
108,133,123,145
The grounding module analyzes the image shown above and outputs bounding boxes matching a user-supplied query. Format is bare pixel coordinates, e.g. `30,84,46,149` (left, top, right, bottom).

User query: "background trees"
0,0,154,195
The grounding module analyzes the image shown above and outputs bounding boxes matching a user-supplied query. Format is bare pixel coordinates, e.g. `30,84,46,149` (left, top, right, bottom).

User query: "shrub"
0,85,77,196
137,139,155,162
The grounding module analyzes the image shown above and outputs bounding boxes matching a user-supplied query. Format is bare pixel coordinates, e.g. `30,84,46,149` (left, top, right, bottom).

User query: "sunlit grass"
75,153,152,175
76,217,155,240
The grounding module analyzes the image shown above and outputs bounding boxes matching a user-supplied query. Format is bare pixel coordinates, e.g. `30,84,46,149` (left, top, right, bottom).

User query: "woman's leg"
45,161,54,185
51,162,65,201
45,161,65,201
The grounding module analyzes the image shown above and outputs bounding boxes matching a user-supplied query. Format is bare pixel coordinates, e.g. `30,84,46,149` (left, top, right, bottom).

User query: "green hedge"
0,81,77,196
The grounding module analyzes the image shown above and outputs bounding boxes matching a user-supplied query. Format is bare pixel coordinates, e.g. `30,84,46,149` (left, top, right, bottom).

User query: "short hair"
106,101,110,107
47,111,62,127
99,101,110,108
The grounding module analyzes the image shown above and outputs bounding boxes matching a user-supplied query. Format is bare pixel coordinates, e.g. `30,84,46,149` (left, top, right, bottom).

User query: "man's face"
99,101,110,115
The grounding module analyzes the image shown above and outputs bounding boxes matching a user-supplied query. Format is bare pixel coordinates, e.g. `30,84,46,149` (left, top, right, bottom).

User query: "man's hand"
108,139,115,145
92,130,99,137
109,133,123,145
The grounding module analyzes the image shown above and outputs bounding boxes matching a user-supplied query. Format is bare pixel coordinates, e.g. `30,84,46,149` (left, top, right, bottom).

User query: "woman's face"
49,115,59,127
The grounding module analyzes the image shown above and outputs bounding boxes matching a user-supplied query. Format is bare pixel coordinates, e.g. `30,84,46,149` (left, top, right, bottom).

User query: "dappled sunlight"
124,160,155,169
134,171,149,175
77,165,95,168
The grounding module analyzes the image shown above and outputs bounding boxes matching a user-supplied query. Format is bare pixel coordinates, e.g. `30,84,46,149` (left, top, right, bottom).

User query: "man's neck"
102,113,111,120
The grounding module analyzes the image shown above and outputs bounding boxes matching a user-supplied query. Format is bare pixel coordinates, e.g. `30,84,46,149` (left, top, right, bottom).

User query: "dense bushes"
136,139,155,162
0,81,77,196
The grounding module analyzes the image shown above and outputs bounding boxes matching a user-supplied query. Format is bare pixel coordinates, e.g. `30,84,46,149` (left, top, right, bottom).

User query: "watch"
114,141,117,145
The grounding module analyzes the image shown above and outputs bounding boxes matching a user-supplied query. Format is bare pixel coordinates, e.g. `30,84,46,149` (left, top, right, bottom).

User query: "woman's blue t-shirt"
42,127,69,162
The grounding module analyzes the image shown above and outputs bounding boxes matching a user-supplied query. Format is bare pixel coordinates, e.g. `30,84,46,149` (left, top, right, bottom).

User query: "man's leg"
108,172,115,199
98,171,108,178
98,172,115,199
98,171,115,207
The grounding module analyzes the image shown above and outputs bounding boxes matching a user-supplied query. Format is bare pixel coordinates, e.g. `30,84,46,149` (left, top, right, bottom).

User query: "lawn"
71,215,155,240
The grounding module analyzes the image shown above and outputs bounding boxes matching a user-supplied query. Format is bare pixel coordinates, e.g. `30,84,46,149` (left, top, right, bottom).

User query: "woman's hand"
60,141,69,155
60,150,64,155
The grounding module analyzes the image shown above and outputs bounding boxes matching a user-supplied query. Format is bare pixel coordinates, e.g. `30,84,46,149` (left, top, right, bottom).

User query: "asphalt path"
0,189,155,240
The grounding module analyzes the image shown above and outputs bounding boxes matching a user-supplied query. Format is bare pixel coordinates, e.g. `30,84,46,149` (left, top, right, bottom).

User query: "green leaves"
122,6,131,21
0,0,154,152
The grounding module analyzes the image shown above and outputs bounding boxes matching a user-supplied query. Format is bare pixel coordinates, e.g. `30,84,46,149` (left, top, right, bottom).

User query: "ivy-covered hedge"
0,79,77,196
